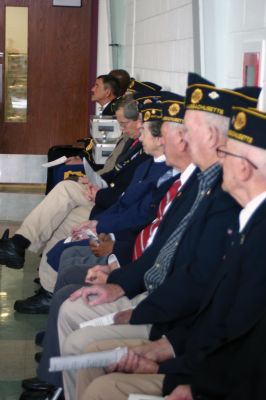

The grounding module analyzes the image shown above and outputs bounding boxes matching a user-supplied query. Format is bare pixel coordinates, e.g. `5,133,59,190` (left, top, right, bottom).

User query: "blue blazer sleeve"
96,160,170,233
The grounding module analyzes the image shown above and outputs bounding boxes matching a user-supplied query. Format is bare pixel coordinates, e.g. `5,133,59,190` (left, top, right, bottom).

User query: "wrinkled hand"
85,184,100,202
125,338,175,364
69,284,125,306
113,309,133,325
65,156,82,165
71,220,98,241
85,264,111,284
107,349,159,374
90,234,114,257
167,385,193,400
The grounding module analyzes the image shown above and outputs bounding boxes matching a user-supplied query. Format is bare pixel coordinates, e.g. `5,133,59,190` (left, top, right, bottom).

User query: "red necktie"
133,178,181,260
130,138,139,148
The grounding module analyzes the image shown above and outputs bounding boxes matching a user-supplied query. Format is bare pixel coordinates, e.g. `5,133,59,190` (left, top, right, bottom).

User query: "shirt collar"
154,154,166,163
180,163,196,186
239,191,266,232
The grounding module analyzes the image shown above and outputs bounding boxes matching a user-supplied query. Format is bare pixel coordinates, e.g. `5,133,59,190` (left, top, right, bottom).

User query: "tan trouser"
38,205,91,292
58,293,149,400
79,373,164,400
16,180,93,292
75,338,165,400
74,338,164,400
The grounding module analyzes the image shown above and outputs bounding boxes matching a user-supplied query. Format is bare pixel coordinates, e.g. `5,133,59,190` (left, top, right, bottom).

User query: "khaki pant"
79,373,164,400
75,338,165,400
58,293,150,400
16,180,94,292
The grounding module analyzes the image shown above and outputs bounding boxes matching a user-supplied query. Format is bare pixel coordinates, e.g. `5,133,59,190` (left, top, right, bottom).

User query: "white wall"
201,0,266,109
124,0,195,95
97,0,196,95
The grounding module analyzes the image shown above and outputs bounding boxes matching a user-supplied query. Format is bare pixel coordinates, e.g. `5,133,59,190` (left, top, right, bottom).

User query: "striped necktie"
133,178,181,260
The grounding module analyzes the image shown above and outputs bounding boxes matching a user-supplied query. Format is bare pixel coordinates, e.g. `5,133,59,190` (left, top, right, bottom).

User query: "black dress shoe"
0,235,25,268
20,388,64,400
1,229,9,240
19,389,52,400
14,287,53,314
34,351,42,363
22,377,54,392
35,330,45,346
33,277,41,285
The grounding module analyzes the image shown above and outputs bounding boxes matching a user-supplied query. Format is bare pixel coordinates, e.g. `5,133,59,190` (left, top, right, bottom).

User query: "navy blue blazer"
96,158,170,233
91,141,150,216
162,199,266,395
47,160,172,270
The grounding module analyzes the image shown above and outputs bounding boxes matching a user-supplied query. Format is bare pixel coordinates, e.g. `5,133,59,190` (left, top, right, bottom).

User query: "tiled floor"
0,222,48,400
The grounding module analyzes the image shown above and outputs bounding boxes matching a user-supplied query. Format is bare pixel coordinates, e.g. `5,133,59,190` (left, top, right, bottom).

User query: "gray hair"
147,120,163,137
113,94,139,121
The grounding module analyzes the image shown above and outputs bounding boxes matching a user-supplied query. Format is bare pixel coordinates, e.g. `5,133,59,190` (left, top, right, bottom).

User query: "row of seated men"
46,69,161,194
0,72,266,400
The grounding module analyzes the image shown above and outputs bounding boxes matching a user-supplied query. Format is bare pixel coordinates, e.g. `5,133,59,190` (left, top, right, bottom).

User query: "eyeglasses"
118,120,131,129
216,146,258,169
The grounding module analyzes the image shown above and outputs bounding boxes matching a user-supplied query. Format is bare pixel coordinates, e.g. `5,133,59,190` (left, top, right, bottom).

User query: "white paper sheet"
49,346,128,372
79,306,136,328
83,158,108,188
42,156,67,168
80,312,116,328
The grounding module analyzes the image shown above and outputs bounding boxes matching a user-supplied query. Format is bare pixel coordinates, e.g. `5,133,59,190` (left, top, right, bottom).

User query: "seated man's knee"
84,374,122,400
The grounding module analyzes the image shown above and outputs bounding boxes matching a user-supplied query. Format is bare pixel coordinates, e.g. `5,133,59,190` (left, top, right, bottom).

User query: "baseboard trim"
0,183,46,194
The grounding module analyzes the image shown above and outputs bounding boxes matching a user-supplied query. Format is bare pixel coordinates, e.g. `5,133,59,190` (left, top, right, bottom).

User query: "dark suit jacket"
102,98,117,116
128,172,240,339
91,141,150,217
108,168,200,292
162,200,266,397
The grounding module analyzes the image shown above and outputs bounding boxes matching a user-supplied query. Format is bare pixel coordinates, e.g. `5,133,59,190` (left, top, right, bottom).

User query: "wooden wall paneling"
0,0,95,154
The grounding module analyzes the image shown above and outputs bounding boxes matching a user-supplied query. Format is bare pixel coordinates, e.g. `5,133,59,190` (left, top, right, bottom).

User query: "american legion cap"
159,91,185,124
133,90,162,110
228,107,266,150
140,100,162,123
128,79,162,93
185,73,261,117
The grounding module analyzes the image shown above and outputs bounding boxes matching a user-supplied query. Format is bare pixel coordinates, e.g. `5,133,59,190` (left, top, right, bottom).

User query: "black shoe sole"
14,306,50,314
0,258,24,269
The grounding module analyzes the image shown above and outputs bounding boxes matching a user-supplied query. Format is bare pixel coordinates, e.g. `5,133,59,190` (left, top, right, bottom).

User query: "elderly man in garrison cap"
63,75,262,400
155,106,266,400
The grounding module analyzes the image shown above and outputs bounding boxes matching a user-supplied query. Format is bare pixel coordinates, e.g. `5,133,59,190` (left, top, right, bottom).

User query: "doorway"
0,0,98,154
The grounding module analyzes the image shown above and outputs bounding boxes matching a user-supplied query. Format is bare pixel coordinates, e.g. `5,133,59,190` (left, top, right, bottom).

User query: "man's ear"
207,125,221,149
105,87,111,98
239,158,254,182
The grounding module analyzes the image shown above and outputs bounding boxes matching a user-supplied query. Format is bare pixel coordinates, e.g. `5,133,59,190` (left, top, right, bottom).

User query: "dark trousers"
37,284,82,387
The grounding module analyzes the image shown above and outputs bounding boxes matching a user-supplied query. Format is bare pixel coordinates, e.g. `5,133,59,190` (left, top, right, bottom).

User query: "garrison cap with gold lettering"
159,91,185,124
228,106,266,149
127,79,162,93
140,100,162,122
185,72,261,117
133,90,162,110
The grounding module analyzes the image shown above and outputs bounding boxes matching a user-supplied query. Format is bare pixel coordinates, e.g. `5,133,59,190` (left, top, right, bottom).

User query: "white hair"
203,112,230,136
163,121,184,132
234,140,266,179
